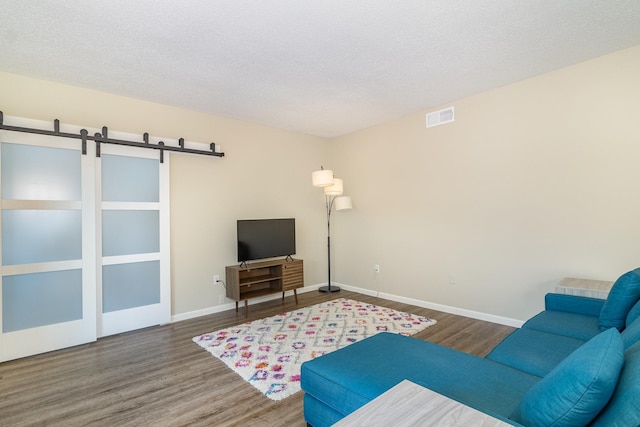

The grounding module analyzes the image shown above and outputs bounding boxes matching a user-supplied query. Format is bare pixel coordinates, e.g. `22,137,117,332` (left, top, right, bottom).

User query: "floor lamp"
312,167,352,293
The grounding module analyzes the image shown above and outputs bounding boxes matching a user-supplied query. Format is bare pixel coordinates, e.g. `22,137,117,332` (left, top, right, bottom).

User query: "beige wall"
0,72,330,316
330,45,640,320
2,44,639,322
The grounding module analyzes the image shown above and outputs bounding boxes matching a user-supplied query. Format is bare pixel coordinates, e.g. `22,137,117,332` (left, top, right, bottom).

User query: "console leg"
294,289,298,304
235,301,238,313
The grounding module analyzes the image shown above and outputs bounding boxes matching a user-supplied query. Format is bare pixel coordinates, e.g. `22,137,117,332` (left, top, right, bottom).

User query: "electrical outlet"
374,264,380,273
214,275,220,284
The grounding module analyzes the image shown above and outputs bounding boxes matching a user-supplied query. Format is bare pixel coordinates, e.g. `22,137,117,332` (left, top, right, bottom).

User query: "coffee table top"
333,379,514,426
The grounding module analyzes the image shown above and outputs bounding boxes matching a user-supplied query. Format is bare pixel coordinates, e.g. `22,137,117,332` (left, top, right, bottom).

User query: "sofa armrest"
544,293,604,317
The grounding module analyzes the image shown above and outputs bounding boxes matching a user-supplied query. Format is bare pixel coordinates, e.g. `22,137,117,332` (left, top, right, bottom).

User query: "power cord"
373,271,380,297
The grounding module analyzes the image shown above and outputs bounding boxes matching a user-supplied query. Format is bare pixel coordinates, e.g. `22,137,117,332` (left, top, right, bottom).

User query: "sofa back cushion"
622,314,640,350
512,328,623,427
599,268,640,331
626,298,640,327
590,340,640,426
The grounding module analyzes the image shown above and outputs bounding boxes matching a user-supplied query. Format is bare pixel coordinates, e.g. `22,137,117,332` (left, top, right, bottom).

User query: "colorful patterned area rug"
192,298,437,400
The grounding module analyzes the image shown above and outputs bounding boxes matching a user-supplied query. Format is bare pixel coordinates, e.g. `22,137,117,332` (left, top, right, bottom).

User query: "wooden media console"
225,258,303,315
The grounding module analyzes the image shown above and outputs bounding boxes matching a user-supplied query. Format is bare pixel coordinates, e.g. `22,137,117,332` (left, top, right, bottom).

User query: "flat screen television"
237,218,296,263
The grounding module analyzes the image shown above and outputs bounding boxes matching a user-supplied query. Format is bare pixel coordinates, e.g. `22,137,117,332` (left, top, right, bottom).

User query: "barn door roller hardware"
0,111,225,163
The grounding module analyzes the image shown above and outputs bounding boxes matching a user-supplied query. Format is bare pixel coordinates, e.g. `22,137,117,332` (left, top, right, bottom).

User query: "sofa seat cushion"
599,268,640,331
301,332,540,424
486,328,586,377
522,310,601,341
513,328,624,427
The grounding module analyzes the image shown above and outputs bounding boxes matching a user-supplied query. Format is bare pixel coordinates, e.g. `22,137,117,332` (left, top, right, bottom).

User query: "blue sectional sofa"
301,268,640,426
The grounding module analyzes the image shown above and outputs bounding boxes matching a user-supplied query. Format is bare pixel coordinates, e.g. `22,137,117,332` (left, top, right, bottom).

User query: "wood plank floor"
0,291,515,427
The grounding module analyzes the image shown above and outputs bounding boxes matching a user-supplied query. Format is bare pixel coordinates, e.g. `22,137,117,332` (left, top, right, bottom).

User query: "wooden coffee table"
333,380,514,426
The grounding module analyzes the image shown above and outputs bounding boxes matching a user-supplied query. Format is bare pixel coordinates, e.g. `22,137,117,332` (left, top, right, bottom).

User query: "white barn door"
0,132,97,362
97,143,170,337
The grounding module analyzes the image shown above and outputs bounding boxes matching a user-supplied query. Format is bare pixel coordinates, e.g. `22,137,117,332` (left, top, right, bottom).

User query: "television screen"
237,218,296,262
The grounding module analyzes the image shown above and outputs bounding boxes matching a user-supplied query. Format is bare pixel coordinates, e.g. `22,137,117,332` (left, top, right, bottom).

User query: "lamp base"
318,285,341,293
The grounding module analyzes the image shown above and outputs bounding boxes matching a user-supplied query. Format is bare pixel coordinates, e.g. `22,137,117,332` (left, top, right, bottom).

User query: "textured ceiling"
1,1,640,138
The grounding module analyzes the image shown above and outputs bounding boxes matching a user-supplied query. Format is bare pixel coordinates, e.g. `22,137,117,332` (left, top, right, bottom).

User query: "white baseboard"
335,282,524,328
171,282,523,328
171,284,322,323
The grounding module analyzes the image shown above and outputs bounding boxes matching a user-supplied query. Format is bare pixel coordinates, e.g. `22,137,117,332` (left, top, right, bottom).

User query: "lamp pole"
320,194,340,293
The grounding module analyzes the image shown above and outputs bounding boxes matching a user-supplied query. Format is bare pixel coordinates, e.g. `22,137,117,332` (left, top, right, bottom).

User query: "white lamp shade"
312,169,334,187
324,178,344,195
335,196,352,211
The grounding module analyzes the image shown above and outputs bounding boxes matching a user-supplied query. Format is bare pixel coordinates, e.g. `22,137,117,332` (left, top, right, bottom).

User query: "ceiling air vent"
426,106,455,128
